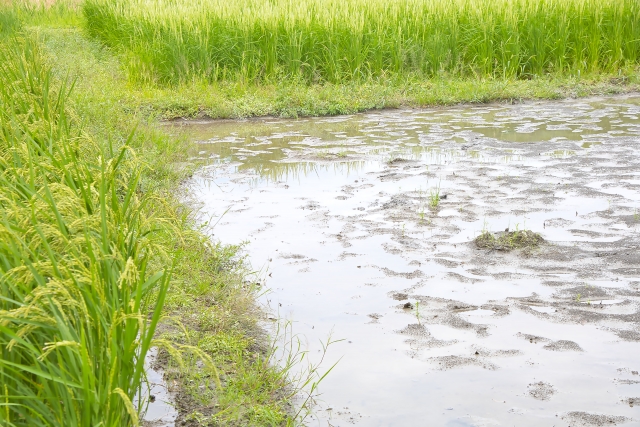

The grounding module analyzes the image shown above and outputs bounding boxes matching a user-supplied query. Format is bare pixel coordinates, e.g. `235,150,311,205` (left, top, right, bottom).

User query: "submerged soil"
170,95,640,426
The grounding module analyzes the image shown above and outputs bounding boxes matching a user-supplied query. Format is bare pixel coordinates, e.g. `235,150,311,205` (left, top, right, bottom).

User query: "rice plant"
83,0,640,84
0,7,20,36
0,37,170,426
429,186,441,210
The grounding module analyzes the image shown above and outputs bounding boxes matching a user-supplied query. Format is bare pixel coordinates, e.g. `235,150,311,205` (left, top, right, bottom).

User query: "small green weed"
429,186,441,210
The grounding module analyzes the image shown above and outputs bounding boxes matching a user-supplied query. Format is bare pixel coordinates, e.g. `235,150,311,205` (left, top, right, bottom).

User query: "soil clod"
475,229,544,251
562,411,630,426
543,340,584,352
528,381,555,400
393,292,409,301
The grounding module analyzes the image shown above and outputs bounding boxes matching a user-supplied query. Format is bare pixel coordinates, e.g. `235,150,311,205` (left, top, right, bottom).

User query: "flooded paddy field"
174,96,640,426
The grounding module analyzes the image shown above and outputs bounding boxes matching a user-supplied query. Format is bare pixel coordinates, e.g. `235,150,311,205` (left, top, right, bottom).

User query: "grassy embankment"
0,3,310,427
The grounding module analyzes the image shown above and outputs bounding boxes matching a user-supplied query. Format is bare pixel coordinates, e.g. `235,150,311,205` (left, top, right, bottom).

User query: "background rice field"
83,0,640,84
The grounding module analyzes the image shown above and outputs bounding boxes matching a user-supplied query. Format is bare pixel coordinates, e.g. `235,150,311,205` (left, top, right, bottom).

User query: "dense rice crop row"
0,38,169,426
83,0,640,84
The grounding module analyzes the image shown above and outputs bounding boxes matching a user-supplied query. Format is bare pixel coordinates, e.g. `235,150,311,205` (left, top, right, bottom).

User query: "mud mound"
528,381,555,400
543,340,584,352
475,229,544,251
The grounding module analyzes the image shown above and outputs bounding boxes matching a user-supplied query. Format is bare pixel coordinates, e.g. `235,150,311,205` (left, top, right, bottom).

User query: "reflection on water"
167,95,640,184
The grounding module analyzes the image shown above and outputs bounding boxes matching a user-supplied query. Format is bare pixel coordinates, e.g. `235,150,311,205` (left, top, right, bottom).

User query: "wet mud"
174,95,640,426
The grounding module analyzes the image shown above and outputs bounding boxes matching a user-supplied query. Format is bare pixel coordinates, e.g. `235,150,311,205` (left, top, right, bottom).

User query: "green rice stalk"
82,0,640,84
0,36,171,426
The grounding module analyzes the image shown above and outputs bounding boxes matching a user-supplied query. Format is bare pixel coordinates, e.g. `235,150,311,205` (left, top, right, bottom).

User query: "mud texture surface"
176,95,640,426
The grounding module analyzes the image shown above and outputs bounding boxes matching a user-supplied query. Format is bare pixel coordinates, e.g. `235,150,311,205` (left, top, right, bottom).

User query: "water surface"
175,96,640,426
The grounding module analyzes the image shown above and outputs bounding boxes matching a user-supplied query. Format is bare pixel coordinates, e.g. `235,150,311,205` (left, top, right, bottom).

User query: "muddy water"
176,95,640,427
142,348,178,426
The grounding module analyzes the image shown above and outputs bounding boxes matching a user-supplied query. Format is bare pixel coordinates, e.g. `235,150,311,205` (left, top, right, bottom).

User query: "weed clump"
429,187,441,210
475,229,544,251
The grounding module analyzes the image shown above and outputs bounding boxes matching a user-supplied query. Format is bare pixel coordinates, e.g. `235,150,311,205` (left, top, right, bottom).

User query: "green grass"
83,0,640,84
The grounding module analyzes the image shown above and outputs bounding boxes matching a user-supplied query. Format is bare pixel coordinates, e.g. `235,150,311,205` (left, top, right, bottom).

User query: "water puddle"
141,348,177,427
173,95,640,426
581,299,626,306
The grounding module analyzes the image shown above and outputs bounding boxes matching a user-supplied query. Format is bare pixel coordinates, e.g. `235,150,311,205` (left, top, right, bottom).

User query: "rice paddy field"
84,0,640,83
0,0,639,425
